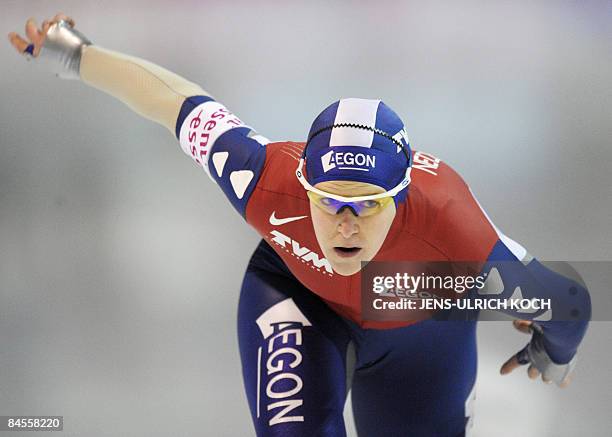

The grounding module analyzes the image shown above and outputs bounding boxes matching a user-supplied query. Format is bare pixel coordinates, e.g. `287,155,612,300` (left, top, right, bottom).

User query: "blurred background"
1,0,611,435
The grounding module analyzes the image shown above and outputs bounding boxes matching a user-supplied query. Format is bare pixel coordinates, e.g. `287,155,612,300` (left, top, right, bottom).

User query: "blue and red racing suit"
175,96,590,436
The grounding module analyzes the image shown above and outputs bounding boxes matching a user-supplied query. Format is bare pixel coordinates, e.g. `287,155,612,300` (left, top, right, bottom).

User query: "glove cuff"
527,330,577,386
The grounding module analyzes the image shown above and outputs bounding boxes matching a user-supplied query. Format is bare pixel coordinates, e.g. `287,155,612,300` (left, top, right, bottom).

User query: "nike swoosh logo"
269,211,308,226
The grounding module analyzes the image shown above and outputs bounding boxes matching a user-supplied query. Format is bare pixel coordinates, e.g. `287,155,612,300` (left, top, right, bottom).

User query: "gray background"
1,0,611,436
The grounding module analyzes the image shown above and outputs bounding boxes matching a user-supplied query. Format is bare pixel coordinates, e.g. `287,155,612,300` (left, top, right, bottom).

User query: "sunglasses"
306,190,395,217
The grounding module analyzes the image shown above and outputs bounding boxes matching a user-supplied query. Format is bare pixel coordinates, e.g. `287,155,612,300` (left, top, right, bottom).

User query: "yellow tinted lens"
355,197,393,217
306,191,337,214
306,191,394,216
354,197,394,216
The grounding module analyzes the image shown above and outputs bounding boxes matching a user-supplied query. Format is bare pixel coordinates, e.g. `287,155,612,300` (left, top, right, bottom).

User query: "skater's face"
309,181,396,276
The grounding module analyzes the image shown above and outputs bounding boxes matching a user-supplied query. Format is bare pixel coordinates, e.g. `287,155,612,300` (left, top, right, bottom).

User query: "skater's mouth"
333,247,362,258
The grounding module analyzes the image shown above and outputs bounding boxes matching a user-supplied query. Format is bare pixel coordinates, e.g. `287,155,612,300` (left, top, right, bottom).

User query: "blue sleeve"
479,239,591,364
174,96,268,218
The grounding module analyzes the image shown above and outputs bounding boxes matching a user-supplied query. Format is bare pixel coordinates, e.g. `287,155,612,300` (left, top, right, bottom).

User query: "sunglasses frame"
296,160,412,202
306,190,395,216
